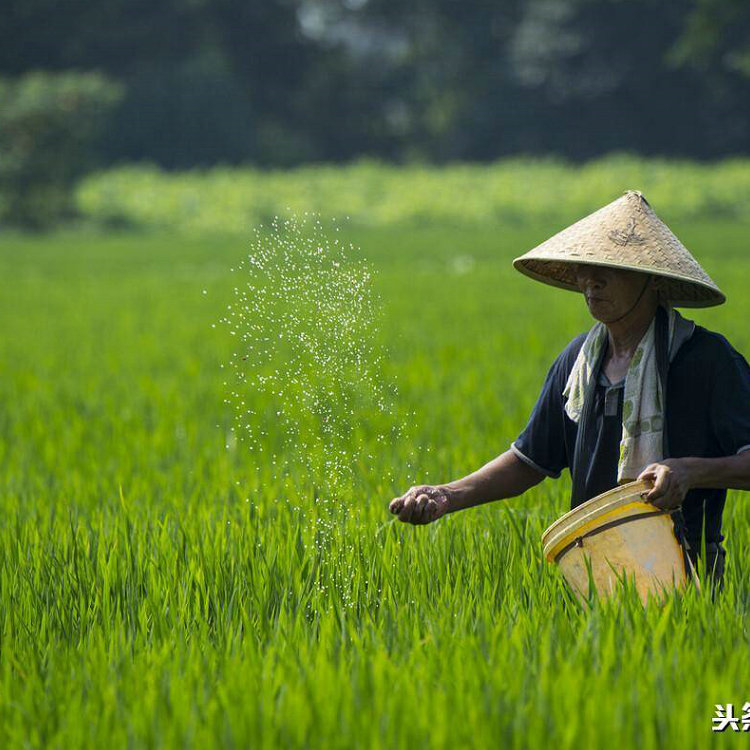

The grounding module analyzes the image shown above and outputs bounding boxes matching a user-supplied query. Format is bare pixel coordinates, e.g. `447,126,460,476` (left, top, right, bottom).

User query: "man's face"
573,264,655,324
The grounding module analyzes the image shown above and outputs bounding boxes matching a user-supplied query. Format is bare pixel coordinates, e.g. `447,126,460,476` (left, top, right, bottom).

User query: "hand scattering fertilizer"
218,215,400,506
541,479,697,604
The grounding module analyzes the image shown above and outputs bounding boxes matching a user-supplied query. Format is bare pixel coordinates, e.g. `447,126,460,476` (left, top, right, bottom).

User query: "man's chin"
585,303,613,324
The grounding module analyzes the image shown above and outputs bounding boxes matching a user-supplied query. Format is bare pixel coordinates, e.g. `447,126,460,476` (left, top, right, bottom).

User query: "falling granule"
219,215,400,506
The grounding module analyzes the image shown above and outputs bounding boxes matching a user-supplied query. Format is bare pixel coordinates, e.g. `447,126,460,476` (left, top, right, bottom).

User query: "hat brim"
513,256,726,309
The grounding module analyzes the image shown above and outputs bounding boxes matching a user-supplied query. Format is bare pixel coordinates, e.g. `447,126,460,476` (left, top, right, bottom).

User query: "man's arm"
684,450,750,490
641,336,750,509
639,450,750,509
443,449,546,512
389,340,576,525
389,450,546,524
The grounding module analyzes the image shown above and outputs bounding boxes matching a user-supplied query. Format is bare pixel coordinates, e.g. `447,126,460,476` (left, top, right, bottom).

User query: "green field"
2,212,750,747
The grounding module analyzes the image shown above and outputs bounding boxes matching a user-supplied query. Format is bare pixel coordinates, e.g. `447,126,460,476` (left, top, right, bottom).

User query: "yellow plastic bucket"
541,479,695,604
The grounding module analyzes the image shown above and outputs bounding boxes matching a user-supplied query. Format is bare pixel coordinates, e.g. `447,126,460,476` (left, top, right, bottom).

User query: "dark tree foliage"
1,0,750,166
673,0,750,75
1,0,203,74
0,72,122,226
505,0,750,158
352,0,750,160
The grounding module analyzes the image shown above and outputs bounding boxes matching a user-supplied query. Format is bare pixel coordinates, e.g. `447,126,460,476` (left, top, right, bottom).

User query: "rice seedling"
1,212,749,748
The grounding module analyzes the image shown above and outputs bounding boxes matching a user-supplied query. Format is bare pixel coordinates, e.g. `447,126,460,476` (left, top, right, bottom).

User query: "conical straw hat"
513,190,725,308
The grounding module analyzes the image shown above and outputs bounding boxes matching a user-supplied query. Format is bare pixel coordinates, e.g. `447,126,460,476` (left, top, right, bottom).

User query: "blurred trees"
1,0,750,169
0,72,122,227
672,0,750,75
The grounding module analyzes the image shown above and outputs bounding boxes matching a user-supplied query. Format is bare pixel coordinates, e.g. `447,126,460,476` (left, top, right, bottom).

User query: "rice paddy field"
3,161,750,748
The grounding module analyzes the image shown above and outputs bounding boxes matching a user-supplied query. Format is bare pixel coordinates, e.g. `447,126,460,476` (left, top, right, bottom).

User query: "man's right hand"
388,485,453,525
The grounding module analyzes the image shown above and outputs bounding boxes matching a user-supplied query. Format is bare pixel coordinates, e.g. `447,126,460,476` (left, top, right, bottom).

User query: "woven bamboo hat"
513,190,725,308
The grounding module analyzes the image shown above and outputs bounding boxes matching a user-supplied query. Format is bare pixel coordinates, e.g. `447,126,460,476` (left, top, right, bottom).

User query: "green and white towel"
563,306,694,482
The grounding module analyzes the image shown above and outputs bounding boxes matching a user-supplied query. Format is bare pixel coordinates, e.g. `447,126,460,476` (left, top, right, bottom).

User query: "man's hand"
637,459,694,510
388,484,453,525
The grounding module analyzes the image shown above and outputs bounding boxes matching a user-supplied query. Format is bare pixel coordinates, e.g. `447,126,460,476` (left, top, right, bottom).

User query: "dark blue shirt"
512,326,750,550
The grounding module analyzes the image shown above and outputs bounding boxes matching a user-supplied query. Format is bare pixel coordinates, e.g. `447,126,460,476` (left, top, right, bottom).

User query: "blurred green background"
3,0,750,228
4,2,750,748
3,219,750,748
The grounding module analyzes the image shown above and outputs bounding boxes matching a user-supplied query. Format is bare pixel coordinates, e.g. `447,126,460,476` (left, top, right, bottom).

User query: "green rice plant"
1,216,749,748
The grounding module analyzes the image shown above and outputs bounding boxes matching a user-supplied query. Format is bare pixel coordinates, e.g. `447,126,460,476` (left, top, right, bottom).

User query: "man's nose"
576,266,605,291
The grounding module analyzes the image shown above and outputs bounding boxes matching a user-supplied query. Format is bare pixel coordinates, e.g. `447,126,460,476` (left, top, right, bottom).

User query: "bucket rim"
541,479,661,561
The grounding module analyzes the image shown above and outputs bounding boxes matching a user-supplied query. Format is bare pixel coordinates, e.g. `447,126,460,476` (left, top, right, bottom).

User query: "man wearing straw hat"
389,190,750,586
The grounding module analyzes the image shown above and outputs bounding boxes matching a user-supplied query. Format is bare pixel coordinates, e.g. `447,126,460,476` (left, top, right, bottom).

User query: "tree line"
3,0,750,169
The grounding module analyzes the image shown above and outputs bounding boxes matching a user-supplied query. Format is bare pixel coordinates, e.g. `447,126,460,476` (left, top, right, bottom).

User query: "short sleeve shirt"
511,326,750,549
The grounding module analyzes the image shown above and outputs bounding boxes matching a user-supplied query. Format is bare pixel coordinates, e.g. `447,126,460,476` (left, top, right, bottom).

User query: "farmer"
388,190,750,584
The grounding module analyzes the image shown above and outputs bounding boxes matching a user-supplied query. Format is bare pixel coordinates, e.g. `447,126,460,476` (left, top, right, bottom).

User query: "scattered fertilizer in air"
219,215,402,509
